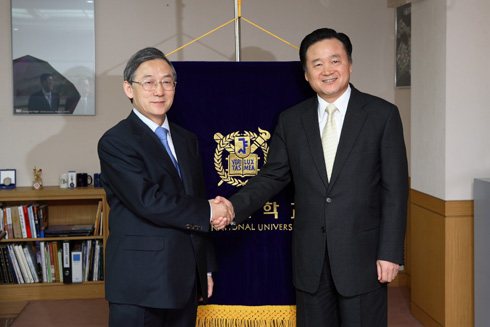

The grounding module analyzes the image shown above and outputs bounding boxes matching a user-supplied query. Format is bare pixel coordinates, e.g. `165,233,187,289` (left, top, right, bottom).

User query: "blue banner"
169,62,315,325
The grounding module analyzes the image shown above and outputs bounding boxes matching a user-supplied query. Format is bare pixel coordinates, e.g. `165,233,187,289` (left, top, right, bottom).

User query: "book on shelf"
83,240,92,282
52,241,60,282
0,245,11,283
44,224,94,237
71,242,83,283
15,244,33,283
0,206,4,240
23,243,41,283
39,241,47,283
1,240,102,284
7,244,24,284
57,246,63,283
38,204,48,238
10,207,22,239
32,205,41,238
48,242,56,282
27,205,37,238
17,206,30,238
1,205,43,240
1,245,15,283
93,201,102,236
62,240,72,284
3,207,13,240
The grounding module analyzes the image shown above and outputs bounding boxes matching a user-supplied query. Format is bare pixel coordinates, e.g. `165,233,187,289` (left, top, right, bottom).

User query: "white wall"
0,0,398,187
445,0,490,200
411,0,447,199
411,0,490,200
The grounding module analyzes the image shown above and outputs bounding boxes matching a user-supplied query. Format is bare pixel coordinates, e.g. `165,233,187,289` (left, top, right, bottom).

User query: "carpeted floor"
2,287,422,327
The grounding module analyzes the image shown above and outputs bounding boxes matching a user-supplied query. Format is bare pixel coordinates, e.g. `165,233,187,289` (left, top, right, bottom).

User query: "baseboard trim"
411,302,443,327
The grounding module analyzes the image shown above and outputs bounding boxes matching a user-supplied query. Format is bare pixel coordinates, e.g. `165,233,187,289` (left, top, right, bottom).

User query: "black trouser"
296,250,387,327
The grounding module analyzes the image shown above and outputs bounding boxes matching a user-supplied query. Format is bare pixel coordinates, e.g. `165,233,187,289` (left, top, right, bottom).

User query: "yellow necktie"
321,103,338,181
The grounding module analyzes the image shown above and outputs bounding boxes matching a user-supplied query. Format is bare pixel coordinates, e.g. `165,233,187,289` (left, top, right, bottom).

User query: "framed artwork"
395,2,411,88
11,0,95,115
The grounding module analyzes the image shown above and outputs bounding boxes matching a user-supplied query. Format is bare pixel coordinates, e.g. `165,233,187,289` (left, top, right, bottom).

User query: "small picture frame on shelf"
0,169,16,189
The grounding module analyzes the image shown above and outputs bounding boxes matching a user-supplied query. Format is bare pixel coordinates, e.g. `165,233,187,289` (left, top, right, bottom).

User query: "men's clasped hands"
209,196,234,230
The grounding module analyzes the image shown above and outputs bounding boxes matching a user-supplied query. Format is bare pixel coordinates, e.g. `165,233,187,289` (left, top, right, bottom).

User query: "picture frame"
11,0,96,115
0,169,16,189
395,2,411,88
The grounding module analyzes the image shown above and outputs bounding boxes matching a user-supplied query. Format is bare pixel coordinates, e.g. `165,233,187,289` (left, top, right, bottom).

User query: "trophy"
32,166,44,190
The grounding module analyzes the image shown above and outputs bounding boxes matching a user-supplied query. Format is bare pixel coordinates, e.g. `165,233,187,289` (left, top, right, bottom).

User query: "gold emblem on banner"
214,128,271,187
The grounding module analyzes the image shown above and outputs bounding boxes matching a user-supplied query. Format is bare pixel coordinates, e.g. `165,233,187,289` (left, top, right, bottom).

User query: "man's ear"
123,81,134,100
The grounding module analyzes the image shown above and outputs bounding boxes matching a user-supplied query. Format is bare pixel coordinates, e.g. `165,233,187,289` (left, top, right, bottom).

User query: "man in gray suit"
98,47,232,327
217,28,408,326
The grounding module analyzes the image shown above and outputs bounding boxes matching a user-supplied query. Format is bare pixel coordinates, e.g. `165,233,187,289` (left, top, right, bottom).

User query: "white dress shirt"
317,85,352,141
132,109,179,163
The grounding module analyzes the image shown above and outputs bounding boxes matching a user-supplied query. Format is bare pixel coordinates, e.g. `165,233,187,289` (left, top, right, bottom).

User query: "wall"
0,0,400,187
411,0,490,201
445,0,490,200
411,0,447,200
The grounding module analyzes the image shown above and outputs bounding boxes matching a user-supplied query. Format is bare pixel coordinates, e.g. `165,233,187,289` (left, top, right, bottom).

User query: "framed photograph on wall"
395,2,411,88
11,0,95,115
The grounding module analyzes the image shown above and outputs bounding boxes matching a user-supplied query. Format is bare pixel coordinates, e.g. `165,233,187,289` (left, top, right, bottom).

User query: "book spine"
0,245,10,283
22,244,39,283
28,242,42,283
7,244,24,284
10,207,22,239
83,240,92,281
38,205,48,238
17,206,28,238
14,244,33,283
33,204,41,238
2,245,15,283
5,208,13,239
57,247,63,283
52,241,59,282
46,242,52,283
40,241,47,283
27,206,37,238
62,240,72,283
0,207,4,238
23,206,32,238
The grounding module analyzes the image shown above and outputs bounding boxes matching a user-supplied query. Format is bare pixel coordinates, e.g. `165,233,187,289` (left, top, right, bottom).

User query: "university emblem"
214,128,271,187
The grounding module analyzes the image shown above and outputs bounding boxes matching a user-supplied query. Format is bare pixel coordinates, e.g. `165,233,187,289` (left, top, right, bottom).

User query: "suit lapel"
169,126,194,194
128,112,182,181
301,98,329,189
328,86,368,191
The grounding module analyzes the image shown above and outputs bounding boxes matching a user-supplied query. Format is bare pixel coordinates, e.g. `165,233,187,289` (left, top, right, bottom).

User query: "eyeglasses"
131,79,176,91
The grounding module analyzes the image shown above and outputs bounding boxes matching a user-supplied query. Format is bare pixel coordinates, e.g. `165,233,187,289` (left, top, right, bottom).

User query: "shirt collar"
132,108,170,132
317,85,351,118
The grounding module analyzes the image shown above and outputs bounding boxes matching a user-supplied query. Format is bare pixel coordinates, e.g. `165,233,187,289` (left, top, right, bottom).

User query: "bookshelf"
0,186,108,302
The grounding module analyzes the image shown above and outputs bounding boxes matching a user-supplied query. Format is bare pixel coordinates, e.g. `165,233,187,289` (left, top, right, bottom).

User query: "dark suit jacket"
27,90,60,112
98,111,217,309
230,85,408,297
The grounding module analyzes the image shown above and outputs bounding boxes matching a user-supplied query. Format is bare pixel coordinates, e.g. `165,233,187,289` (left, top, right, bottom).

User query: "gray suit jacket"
230,85,408,297
98,111,217,309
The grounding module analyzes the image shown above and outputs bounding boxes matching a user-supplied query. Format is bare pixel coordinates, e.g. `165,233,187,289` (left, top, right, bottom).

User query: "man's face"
304,38,353,103
80,79,91,97
123,59,175,126
42,76,55,92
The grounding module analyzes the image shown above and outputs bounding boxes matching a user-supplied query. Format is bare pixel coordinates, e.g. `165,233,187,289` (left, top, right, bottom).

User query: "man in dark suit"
27,73,60,112
217,28,408,326
98,47,232,327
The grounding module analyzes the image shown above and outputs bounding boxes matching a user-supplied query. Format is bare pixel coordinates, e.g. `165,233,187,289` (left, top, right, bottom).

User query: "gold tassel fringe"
196,305,296,327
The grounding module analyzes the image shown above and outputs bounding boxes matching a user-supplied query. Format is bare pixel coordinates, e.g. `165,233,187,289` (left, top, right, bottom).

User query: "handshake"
208,196,234,230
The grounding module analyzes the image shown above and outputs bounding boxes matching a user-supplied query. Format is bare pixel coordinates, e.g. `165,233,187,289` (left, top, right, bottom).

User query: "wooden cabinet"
0,186,108,302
